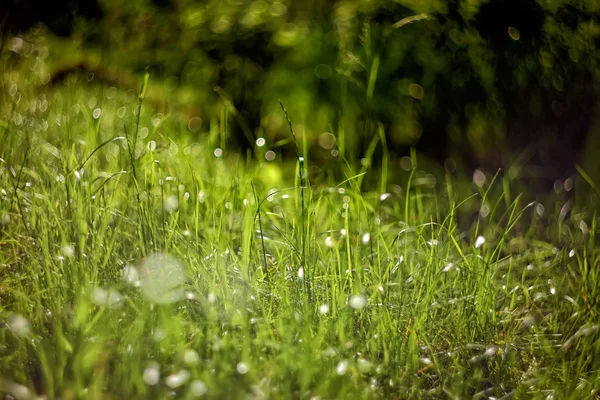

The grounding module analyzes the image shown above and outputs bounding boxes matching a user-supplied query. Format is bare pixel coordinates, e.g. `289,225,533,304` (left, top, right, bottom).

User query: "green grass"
1,69,600,400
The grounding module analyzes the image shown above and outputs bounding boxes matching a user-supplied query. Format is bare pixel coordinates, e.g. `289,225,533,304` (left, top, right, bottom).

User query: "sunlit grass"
1,72,599,400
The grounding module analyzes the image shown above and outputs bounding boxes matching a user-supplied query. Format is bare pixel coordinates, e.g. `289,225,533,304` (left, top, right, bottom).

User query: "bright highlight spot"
138,253,186,304
236,362,249,374
166,370,190,388
8,315,31,337
143,363,160,386
336,360,349,375
190,380,208,397
349,294,367,309
475,235,485,249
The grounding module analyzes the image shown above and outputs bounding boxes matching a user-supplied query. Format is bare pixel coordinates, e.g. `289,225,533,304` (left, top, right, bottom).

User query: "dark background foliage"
2,0,599,191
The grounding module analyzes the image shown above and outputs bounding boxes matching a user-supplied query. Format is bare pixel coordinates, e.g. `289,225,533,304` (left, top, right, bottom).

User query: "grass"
1,65,600,400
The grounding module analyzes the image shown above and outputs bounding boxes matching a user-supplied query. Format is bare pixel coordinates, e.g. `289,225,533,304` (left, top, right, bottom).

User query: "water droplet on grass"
580,220,589,235
336,360,349,375
473,169,486,187
420,357,432,365
361,233,370,245
184,349,200,366
143,363,160,386
256,137,266,147
319,304,329,315
164,195,179,212
349,294,367,309
62,244,75,258
153,328,167,342
188,117,203,132
483,346,497,358
535,203,545,217
442,263,454,273
166,369,190,388
8,315,30,337
92,108,102,119
357,358,372,373
207,292,216,304
91,288,123,308
318,132,335,149
408,83,424,100
5,382,30,400
138,253,186,304
379,193,391,201
236,362,249,374
475,235,485,249
400,157,412,171
523,314,536,329
122,265,140,286
190,380,208,397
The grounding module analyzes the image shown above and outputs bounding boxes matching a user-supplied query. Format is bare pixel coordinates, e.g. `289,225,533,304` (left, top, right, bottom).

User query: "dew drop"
188,117,203,132
91,288,123,308
166,369,190,388
361,233,370,245
473,169,486,187
236,362,249,375
8,315,31,337
408,83,424,99
475,235,485,249
138,253,186,304
164,195,179,213
349,294,367,309
190,380,208,397
318,132,335,149
62,244,75,258
325,236,334,248
184,349,200,366
5,382,30,400
143,363,160,386
379,193,391,201
508,26,520,40
265,150,276,161
122,265,140,286
336,360,349,375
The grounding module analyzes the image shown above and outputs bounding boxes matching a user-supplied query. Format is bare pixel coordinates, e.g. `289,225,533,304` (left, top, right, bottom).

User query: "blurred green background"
2,0,600,192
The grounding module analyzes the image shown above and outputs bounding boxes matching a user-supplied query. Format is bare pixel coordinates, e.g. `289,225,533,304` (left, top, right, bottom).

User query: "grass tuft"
0,76,599,400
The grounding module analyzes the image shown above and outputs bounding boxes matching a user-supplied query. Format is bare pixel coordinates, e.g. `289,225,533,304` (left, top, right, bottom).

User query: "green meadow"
2,1,600,397
1,68,599,399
